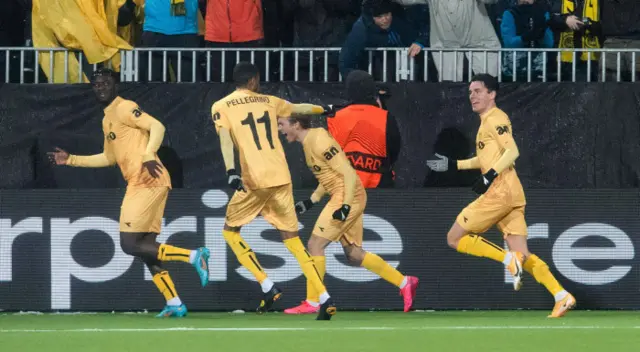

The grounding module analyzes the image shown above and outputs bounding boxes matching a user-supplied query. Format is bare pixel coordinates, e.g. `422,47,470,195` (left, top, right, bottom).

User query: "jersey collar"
480,107,498,122
104,96,123,113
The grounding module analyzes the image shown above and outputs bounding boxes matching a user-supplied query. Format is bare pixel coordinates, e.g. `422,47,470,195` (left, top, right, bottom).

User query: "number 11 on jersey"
241,111,275,150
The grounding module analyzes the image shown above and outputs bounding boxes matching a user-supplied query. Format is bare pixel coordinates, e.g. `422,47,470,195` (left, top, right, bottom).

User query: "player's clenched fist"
227,169,246,192
47,147,70,165
295,199,314,215
332,204,351,221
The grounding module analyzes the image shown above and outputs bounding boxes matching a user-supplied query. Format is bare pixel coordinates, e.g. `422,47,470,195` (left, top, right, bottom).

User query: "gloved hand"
227,169,246,192
332,204,351,221
321,104,336,117
295,199,315,215
426,153,457,172
472,169,498,195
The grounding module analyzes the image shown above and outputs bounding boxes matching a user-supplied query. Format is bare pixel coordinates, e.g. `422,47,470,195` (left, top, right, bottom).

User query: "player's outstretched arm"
427,153,478,172
457,157,481,170
48,141,116,168
290,103,333,116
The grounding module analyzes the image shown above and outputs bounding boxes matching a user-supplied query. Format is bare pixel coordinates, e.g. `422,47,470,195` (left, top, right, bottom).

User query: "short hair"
233,62,260,87
91,67,118,83
288,116,312,129
471,74,499,93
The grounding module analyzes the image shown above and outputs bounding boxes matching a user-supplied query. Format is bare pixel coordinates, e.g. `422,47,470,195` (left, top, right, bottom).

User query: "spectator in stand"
32,0,132,83
205,0,265,81
548,0,602,81
501,0,554,81
599,0,640,81
339,0,426,81
280,0,360,82
391,0,502,82
139,0,202,82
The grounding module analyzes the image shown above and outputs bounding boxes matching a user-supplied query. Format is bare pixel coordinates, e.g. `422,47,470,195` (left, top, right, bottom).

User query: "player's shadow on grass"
423,127,480,188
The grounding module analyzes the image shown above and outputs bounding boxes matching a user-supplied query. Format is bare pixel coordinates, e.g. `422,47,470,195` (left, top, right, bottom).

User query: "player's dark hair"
289,116,311,129
471,74,499,93
233,62,260,88
91,67,118,83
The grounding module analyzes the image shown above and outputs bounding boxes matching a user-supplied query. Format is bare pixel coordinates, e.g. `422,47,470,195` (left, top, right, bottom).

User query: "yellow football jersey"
212,89,293,190
103,97,171,189
303,128,365,203
476,107,525,204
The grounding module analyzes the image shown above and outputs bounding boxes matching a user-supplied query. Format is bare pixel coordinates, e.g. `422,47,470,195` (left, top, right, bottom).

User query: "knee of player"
343,246,365,266
446,237,460,250
119,233,138,255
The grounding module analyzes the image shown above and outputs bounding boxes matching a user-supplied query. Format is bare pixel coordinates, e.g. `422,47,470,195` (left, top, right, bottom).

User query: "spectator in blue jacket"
501,0,554,80
339,0,426,80
140,0,202,82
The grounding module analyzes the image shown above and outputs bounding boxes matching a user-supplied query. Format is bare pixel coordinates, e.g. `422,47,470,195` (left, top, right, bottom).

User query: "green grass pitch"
1,311,639,352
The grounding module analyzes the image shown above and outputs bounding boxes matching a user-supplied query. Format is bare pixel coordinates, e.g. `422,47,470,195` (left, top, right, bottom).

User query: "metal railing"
1,47,638,84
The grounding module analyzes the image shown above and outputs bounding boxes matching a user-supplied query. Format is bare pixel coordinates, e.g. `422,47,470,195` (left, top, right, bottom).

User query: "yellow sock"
152,271,178,301
223,230,268,283
362,252,405,287
306,256,326,303
523,254,564,296
456,234,506,263
157,244,192,263
284,237,328,298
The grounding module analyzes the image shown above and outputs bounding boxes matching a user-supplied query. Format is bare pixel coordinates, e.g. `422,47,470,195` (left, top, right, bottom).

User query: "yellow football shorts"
456,194,527,239
312,192,367,246
119,186,169,233
225,183,299,232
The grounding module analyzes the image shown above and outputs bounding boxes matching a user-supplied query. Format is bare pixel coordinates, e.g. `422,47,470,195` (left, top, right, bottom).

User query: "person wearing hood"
338,0,426,80
501,0,554,81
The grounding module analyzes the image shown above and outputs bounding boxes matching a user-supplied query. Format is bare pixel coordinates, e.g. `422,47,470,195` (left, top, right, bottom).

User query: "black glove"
295,199,314,215
332,204,351,221
472,169,498,195
321,104,336,117
227,169,246,192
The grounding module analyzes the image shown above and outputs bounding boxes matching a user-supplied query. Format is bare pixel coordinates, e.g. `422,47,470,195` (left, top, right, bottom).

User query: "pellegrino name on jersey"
225,96,271,108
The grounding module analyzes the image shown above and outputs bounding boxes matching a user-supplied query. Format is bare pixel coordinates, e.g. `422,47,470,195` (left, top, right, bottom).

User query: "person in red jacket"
205,0,265,81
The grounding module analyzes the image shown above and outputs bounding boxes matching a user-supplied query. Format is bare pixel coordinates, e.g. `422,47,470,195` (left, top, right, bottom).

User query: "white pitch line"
1,326,638,333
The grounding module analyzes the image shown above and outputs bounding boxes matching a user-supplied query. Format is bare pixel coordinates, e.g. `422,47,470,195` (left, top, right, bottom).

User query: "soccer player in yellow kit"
427,74,576,318
48,68,210,318
211,62,336,320
277,115,420,314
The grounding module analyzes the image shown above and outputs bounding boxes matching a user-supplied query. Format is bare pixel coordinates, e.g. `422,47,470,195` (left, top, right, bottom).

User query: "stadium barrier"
0,47,638,84
0,188,638,312
2,82,640,190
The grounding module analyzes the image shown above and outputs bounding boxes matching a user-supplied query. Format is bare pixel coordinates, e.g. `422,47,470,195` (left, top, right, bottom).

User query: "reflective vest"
327,105,390,188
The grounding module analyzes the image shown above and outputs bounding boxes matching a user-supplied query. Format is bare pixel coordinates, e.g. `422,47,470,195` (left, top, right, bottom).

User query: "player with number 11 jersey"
211,62,336,320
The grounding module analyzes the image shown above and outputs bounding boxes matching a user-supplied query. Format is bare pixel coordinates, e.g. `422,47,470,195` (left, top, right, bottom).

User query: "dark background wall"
1,82,640,189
